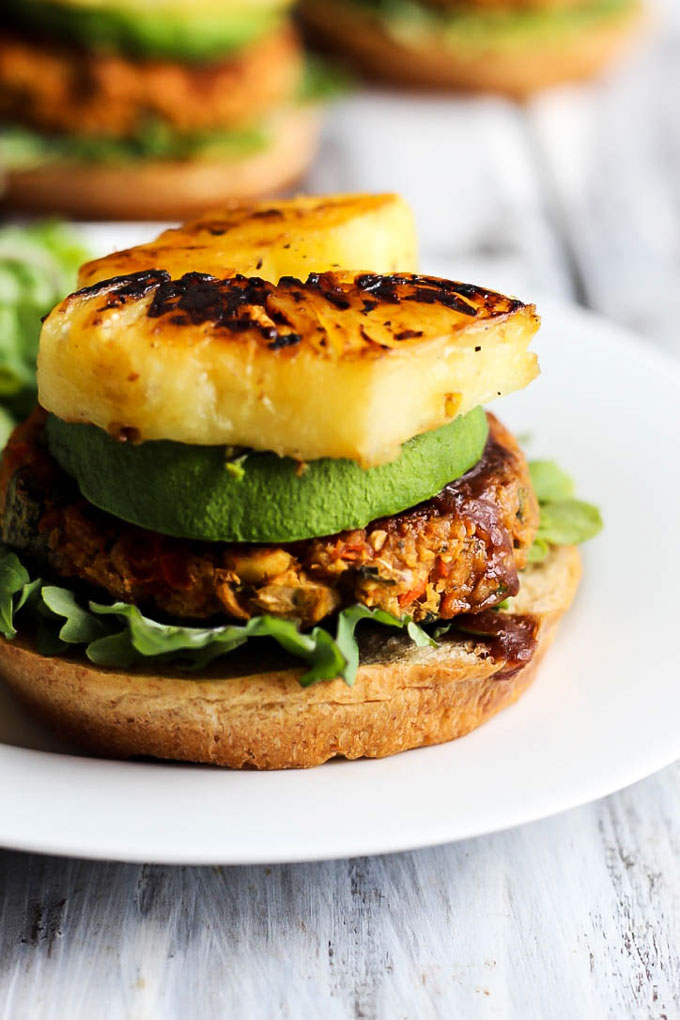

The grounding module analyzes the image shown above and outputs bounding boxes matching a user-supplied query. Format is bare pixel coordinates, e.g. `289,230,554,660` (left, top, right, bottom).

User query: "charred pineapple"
38,271,538,465
78,193,418,287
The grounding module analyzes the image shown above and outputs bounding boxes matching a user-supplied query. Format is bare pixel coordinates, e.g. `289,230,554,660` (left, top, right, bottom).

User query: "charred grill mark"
268,308,294,328
354,273,524,317
62,271,528,357
267,333,301,351
353,274,402,303
306,273,352,310
72,269,170,307
144,272,301,347
250,208,285,219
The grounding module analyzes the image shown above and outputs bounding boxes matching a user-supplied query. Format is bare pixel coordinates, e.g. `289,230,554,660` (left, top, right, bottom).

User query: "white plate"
0,299,678,865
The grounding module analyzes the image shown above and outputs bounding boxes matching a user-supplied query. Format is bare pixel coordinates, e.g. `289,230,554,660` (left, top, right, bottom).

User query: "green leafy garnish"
0,221,89,425
528,460,574,503
0,546,432,686
528,460,602,563
0,121,271,169
0,550,41,639
300,56,352,103
224,449,249,482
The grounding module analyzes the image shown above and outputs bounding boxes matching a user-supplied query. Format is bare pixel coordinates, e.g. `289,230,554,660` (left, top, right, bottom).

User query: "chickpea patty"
0,28,302,139
0,410,538,628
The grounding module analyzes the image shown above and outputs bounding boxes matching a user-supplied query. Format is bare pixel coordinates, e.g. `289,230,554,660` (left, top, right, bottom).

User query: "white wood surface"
2,5,680,1017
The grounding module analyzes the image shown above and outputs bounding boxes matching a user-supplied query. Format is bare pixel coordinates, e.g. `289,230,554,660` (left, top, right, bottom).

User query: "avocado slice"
6,0,287,61
46,407,489,544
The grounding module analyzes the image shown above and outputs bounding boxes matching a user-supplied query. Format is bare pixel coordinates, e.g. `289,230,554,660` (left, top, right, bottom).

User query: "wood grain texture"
525,0,680,352
1,2,679,1016
1,767,679,1019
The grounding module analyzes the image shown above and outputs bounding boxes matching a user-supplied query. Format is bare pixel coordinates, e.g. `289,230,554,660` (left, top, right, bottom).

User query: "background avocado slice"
6,0,286,61
46,407,489,544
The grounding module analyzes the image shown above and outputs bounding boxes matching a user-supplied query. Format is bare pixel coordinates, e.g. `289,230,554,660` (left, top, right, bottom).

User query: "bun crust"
300,0,643,97
1,108,320,220
0,546,581,768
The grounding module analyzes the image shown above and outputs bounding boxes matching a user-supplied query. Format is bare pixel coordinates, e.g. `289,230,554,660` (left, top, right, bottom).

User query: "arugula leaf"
0,550,40,639
538,500,603,547
300,56,352,102
41,585,110,644
0,221,89,423
335,604,435,686
86,631,139,670
528,459,602,560
0,406,16,449
529,460,575,503
526,538,550,564
0,122,269,169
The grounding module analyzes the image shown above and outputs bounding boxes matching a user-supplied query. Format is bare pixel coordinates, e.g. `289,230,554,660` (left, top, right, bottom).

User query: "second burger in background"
1,0,322,219
299,0,644,97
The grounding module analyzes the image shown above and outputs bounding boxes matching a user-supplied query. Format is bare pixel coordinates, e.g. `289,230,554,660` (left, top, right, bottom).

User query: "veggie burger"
0,193,600,768
0,0,320,219
300,0,643,97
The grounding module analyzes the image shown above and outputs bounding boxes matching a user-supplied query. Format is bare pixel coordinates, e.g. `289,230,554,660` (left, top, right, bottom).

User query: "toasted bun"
1,108,320,220
0,545,581,769
300,0,644,97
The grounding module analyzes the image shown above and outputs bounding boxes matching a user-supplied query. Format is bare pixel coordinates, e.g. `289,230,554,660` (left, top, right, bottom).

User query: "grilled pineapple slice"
78,194,418,287
39,272,539,465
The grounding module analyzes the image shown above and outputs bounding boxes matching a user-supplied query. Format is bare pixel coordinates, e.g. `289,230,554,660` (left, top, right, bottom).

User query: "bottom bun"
1,108,320,220
0,545,581,768
300,0,643,97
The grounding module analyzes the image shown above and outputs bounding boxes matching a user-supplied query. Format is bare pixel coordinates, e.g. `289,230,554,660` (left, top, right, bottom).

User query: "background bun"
300,0,643,97
1,108,320,220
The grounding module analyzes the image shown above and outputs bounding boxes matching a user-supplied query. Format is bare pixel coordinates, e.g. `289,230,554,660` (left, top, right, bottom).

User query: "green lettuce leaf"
0,121,270,169
528,460,574,503
528,460,602,562
0,549,41,639
0,545,433,686
0,221,89,424
335,603,435,686
300,56,352,103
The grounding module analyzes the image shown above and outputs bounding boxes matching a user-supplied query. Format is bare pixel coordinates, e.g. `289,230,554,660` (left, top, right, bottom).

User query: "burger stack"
0,194,600,768
0,0,320,218
299,0,643,96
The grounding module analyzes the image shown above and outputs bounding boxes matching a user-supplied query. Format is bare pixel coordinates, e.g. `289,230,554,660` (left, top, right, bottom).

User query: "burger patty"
0,410,539,628
0,28,301,139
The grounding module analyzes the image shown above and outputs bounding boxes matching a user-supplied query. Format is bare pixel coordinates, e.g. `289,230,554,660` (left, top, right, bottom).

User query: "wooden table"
2,4,679,1016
